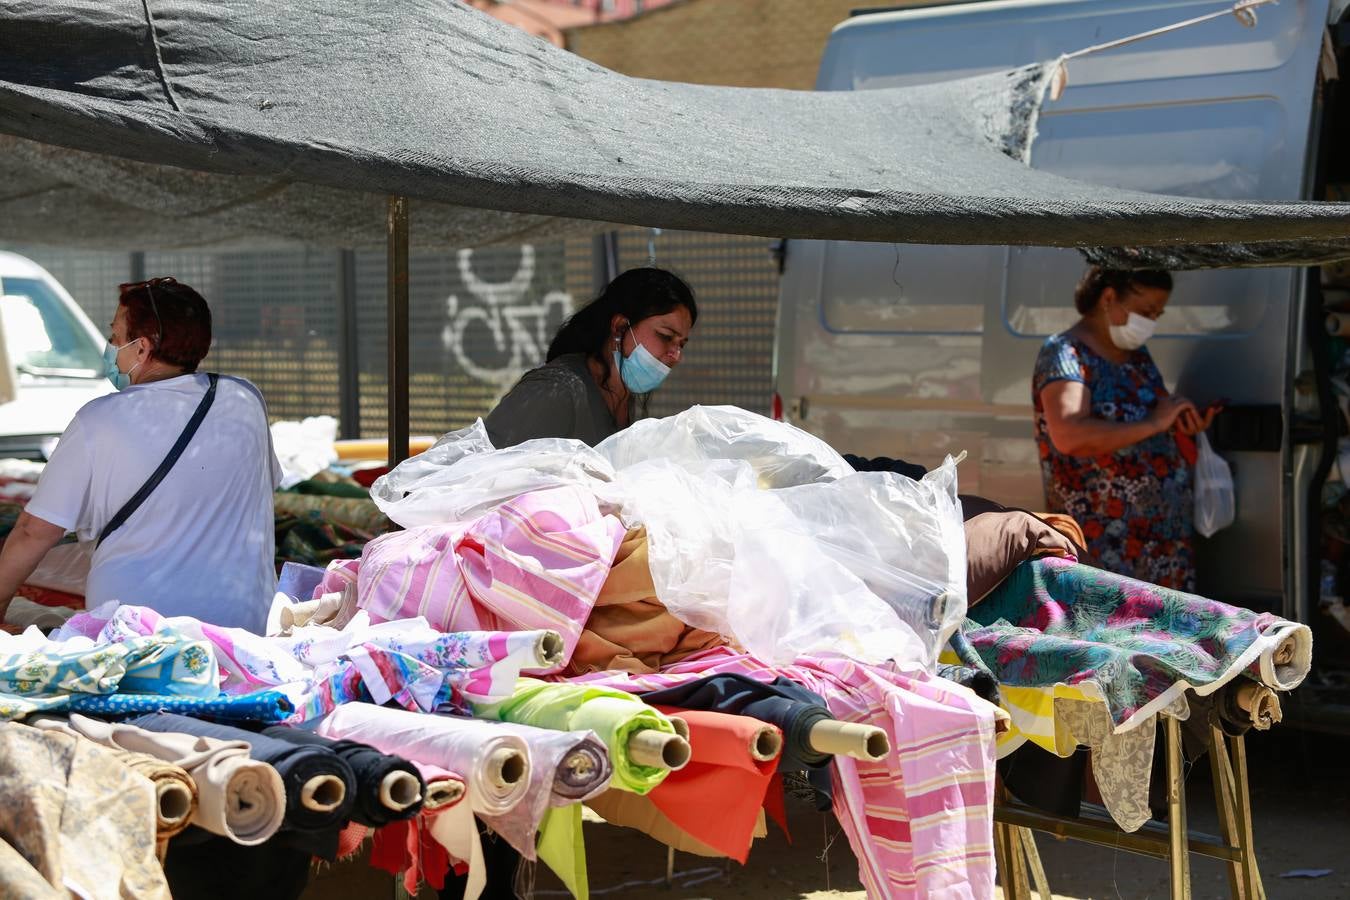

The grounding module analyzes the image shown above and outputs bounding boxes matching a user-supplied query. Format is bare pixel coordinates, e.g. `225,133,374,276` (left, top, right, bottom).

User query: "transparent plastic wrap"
370,421,615,528
600,410,967,670
596,405,853,489
371,410,968,670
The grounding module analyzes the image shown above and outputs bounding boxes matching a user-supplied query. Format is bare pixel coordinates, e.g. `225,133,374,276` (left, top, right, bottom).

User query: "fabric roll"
645,707,780,862
968,557,1314,729
368,762,468,895
473,678,677,795
40,713,285,845
477,722,612,860
318,703,532,900
262,725,425,826
567,526,725,676
414,761,467,810
67,688,295,723
0,724,170,900
24,714,198,841
128,713,356,852
638,673,835,805
317,704,530,816
586,789,770,858
0,629,219,721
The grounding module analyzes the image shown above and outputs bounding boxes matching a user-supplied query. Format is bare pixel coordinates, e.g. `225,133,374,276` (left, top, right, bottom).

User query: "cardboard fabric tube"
749,725,784,762
667,715,691,741
808,720,891,761
379,770,423,812
626,730,691,771
1327,313,1350,337
1235,682,1283,730
424,779,465,810
533,631,565,668
299,775,346,812
156,781,195,833
486,748,527,790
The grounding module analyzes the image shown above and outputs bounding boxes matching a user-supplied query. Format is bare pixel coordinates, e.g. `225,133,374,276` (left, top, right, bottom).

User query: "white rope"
1050,1,1279,101
1062,0,1278,61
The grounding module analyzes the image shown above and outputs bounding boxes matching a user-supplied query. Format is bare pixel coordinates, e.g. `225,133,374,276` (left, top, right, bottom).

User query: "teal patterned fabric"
67,688,294,723
966,556,1284,725
0,632,219,720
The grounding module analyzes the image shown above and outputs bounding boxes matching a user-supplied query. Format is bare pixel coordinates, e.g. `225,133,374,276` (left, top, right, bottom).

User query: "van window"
1004,100,1286,338
820,242,998,334
1,277,103,375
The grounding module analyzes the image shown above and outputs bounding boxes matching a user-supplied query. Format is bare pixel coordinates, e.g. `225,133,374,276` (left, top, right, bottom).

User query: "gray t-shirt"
484,353,619,448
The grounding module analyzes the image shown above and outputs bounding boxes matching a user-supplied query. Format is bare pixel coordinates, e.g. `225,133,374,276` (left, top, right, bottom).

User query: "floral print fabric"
1032,333,1194,590
965,557,1309,728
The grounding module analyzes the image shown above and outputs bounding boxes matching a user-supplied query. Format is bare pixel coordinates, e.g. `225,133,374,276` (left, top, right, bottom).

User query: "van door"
775,0,1332,612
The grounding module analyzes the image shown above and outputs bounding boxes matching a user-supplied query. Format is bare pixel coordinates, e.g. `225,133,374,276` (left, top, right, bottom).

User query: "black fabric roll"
639,673,835,808
127,712,356,857
842,453,928,480
261,725,425,826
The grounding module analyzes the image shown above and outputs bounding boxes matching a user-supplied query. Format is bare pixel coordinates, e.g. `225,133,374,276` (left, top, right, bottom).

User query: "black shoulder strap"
98,373,219,548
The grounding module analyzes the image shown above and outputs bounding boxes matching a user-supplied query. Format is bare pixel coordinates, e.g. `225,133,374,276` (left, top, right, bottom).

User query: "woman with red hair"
0,277,280,632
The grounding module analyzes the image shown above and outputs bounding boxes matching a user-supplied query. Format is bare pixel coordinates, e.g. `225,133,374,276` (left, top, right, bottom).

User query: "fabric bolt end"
261,725,425,827
126,712,356,843
31,712,287,846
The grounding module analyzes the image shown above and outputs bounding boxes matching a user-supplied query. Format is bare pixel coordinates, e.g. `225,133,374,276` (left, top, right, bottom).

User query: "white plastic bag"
270,415,340,488
1194,433,1235,538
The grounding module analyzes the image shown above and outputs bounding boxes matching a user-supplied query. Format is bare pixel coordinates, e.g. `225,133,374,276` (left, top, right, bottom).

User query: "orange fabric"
1034,512,1086,551
585,790,768,859
645,707,781,863
15,585,84,608
566,528,725,676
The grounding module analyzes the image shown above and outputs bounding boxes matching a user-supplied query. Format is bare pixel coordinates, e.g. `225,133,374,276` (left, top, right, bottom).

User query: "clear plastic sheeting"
369,421,616,529
596,405,853,489
371,408,967,670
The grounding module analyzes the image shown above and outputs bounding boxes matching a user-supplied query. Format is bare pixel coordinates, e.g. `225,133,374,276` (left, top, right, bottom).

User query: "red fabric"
369,814,455,894
763,771,790,842
352,467,389,488
648,706,781,862
336,822,368,860
15,585,84,608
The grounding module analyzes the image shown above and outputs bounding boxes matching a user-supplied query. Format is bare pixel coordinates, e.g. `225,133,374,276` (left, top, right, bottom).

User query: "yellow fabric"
537,804,587,900
938,648,1098,757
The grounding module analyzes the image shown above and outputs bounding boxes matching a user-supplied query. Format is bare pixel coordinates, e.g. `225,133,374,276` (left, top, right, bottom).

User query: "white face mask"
1108,312,1156,351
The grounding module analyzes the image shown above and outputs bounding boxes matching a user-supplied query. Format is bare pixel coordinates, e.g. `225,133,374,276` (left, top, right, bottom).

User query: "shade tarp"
1,0,1348,268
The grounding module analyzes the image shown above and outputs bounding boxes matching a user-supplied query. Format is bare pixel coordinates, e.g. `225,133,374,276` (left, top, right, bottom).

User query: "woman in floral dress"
1032,267,1219,591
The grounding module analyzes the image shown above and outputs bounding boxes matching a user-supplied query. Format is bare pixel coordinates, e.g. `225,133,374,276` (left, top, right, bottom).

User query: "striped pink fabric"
570,648,998,899
356,486,626,669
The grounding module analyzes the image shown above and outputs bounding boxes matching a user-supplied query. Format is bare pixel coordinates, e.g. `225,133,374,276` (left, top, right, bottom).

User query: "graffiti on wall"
441,245,573,383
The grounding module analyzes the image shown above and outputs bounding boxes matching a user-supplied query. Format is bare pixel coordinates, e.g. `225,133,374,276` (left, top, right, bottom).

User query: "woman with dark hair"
1032,266,1220,590
0,277,280,631
484,266,697,447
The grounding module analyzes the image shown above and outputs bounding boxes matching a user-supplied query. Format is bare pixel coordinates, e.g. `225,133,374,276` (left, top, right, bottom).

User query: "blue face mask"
103,339,140,391
612,328,671,394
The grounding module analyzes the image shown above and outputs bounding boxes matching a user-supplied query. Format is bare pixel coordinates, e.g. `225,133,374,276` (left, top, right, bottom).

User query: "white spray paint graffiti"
442,245,573,384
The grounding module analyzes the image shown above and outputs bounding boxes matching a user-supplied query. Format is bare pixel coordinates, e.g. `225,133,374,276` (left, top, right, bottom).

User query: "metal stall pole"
386,196,410,469
336,248,361,440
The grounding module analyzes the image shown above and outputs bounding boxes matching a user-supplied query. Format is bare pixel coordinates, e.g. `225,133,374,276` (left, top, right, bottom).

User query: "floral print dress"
1032,334,1194,591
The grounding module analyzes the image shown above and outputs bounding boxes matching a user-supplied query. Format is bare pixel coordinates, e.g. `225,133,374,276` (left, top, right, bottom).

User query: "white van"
774,0,1349,633
0,250,112,458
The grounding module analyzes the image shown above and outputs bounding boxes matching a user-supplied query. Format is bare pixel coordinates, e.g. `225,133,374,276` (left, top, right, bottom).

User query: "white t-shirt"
26,373,281,632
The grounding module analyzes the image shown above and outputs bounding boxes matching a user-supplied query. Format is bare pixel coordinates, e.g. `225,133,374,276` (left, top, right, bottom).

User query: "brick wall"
566,0,877,89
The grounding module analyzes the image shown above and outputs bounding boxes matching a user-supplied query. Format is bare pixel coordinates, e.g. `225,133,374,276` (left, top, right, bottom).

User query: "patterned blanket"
964,556,1310,729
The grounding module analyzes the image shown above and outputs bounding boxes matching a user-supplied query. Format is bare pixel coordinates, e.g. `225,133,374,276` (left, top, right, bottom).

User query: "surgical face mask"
103,339,141,390
1108,311,1156,351
612,327,671,394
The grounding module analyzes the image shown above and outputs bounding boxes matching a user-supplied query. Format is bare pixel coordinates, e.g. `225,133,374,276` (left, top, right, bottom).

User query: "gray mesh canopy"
1,0,1349,267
